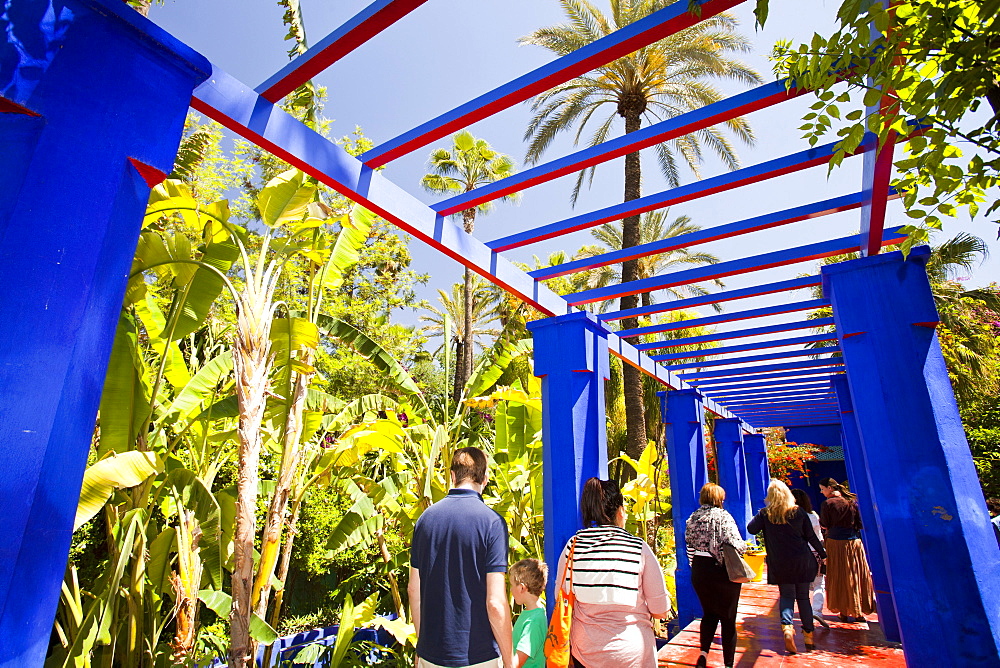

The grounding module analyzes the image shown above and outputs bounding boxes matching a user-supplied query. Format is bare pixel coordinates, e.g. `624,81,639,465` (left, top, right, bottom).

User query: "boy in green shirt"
510,558,548,668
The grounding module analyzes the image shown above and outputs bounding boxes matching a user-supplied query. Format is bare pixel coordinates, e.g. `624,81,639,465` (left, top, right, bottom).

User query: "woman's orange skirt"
824,537,876,617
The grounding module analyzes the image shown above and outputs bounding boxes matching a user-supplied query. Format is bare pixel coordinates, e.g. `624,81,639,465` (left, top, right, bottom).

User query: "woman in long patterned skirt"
818,478,876,623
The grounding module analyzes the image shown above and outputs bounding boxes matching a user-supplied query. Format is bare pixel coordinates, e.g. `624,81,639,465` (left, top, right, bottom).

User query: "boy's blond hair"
509,558,548,596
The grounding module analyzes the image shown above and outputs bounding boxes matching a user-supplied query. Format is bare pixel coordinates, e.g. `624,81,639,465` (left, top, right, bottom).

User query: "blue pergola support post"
831,375,901,643
713,419,751,539
527,312,610,615
823,249,1000,664
743,433,770,514
660,388,709,628
0,1,210,664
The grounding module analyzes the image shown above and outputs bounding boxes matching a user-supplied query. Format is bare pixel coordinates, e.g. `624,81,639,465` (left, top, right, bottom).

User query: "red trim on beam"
0,96,41,116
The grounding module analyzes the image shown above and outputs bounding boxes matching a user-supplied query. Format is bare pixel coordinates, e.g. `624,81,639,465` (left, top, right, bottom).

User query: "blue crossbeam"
490,137,875,252
257,0,429,102
604,276,822,323
691,368,844,388
704,380,838,396
568,227,904,306
707,383,835,399
621,299,830,338
678,357,844,380
438,79,803,216
717,391,836,406
726,397,837,409
530,193,867,280
360,0,745,167
652,333,835,362
635,318,835,352
665,346,840,371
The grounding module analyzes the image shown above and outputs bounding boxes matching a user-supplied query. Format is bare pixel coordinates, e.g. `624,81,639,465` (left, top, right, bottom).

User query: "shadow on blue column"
527,312,610,616
660,389,708,628
823,248,1000,664
0,1,209,664
832,375,901,643
714,419,752,540
743,433,770,515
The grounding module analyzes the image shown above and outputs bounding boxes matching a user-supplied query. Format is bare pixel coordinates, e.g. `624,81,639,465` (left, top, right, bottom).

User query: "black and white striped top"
559,525,645,606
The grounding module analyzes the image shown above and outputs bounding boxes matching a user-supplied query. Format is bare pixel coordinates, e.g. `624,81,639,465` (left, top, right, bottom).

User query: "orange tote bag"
544,537,576,668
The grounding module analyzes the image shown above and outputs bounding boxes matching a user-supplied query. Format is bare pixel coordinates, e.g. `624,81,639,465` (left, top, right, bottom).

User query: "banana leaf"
74,452,160,531
97,313,152,456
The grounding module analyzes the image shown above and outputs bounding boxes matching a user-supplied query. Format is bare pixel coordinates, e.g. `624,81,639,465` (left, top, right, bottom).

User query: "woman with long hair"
748,480,826,654
790,488,829,629
818,477,876,623
555,478,671,668
685,483,746,668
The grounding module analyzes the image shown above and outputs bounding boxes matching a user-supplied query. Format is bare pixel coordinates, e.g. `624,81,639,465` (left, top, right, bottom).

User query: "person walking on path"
791,488,829,630
509,558,547,668
685,483,747,668
409,447,513,668
555,477,672,668
818,478,876,624
748,480,826,654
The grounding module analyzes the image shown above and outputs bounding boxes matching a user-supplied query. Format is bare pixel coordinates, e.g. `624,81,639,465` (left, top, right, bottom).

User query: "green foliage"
759,0,1000,244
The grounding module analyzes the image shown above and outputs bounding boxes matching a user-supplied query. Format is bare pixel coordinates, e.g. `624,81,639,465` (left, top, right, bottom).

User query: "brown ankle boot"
783,624,797,653
803,630,815,651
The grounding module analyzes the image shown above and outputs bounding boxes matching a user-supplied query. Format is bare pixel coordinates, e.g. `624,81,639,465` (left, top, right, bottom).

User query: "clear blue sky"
150,0,998,339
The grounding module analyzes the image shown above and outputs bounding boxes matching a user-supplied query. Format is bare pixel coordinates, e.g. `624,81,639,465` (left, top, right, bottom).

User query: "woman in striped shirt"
555,478,672,667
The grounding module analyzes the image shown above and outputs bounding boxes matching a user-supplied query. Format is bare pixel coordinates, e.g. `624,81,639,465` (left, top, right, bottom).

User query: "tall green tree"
521,0,760,460
422,131,518,397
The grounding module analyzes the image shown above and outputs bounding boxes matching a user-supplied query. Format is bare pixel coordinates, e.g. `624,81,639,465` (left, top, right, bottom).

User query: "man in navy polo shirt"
408,447,513,668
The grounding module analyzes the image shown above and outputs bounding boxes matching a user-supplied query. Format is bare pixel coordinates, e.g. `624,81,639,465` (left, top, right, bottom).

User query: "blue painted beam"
489,136,877,252
723,394,836,408
691,368,844,388
528,312,609,617
732,401,840,412
678,357,844,380
256,0,429,102
360,0,746,167
530,193,869,280
636,318,835,352
699,376,838,394
743,433,770,511
567,227,905,306
715,419,752,539
651,333,835,362
665,346,840,372
620,299,830,339
710,386,835,402
437,79,804,216
603,277,823,323
603,275,822,323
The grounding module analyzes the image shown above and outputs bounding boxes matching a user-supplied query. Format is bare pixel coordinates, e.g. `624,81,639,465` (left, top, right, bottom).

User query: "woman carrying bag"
747,480,826,654
685,483,747,668
550,478,671,668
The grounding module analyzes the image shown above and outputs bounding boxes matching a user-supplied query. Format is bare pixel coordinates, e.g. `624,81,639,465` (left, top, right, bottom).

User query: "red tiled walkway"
658,582,905,667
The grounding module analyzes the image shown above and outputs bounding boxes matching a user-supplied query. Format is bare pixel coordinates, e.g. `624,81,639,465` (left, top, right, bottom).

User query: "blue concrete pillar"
832,374,901,642
714,418,751,539
743,433,770,515
823,249,1000,664
527,312,610,614
660,388,708,627
0,2,209,664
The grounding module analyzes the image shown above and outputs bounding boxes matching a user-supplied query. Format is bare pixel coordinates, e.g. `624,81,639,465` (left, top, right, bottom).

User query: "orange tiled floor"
657,582,905,667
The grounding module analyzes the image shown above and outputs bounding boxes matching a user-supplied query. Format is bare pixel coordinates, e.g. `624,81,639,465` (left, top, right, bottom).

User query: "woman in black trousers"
685,483,746,668
748,479,826,654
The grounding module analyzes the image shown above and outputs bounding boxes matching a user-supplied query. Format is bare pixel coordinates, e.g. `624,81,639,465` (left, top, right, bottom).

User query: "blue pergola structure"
1,0,998,665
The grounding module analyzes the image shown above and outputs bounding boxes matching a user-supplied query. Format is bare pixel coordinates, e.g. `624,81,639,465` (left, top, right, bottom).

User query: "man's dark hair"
451,447,488,485
987,498,1000,517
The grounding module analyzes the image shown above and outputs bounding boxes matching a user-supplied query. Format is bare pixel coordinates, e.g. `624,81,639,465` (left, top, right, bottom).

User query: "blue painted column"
831,374,901,642
743,433,770,515
0,2,210,664
660,388,708,627
823,249,1000,664
714,418,751,539
527,312,610,614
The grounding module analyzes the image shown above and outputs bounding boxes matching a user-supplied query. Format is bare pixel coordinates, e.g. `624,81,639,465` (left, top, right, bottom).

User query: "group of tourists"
407,445,874,668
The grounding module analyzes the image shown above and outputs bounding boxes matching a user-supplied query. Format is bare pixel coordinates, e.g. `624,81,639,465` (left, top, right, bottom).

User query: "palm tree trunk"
452,338,465,406
462,209,477,395
620,112,648,463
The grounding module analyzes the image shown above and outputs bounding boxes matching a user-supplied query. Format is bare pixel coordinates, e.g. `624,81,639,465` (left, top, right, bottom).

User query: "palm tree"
420,279,501,404
575,209,724,312
422,131,517,393
521,0,760,459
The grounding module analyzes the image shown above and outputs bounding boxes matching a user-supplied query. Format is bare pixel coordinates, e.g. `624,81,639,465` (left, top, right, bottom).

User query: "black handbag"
722,543,755,583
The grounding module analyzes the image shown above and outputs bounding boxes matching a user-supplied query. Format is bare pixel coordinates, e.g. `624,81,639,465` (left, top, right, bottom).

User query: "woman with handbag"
818,477,876,623
552,478,671,668
747,480,827,654
685,483,747,668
